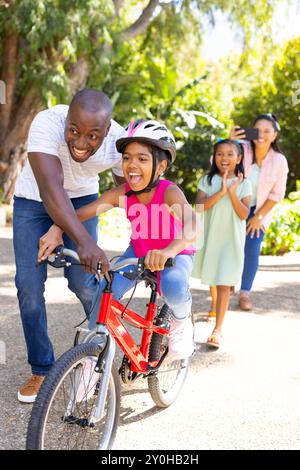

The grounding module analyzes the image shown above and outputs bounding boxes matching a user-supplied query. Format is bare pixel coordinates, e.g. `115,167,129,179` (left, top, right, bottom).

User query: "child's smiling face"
122,141,167,191
214,143,241,176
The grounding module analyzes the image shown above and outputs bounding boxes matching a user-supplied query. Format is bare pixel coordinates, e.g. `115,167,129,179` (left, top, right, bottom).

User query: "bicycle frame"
48,248,170,373
96,281,169,373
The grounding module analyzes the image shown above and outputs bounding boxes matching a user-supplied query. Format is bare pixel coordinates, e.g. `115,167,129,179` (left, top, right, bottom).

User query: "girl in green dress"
195,140,252,348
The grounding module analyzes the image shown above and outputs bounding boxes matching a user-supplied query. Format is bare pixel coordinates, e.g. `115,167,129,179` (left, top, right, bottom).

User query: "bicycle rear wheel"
26,342,120,450
148,354,189,408
147,305,189,408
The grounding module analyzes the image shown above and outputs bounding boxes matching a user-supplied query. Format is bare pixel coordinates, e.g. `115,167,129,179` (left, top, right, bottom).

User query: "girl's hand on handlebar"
38,224,64,263
229,126,246,141
144,249,172,272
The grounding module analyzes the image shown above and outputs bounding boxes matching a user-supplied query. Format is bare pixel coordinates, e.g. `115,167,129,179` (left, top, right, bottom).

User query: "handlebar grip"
137,257,176,270
55,245,64,255
165,258,176,268
54,245,80,262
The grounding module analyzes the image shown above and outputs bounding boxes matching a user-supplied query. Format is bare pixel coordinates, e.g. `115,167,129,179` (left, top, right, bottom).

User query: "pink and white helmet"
116,119,176,163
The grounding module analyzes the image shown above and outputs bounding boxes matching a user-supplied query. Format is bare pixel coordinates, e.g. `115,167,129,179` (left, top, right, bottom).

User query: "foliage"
98,207,131,238
261,191,300,255
232,36,300,192
1,0,295,209
0,0,114,103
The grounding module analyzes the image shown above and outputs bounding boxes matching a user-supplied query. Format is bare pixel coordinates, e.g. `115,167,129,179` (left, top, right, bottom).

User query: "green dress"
192,174,252,286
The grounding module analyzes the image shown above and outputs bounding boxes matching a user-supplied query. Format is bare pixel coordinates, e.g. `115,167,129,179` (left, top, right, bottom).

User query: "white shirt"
14,105,125,201
247,163,260,207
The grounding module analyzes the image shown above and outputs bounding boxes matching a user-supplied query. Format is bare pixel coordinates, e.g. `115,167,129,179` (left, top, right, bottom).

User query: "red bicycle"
26,246,190,450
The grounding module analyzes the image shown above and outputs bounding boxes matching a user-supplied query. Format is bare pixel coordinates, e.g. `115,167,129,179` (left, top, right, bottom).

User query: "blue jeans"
240,206,265,293
89,244,195,330
13,194,99,375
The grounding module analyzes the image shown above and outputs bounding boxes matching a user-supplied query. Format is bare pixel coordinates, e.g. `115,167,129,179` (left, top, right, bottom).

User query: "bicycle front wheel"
26,342,120,450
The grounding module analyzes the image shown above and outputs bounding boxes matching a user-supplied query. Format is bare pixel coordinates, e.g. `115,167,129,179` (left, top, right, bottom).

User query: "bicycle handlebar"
48,245,175,272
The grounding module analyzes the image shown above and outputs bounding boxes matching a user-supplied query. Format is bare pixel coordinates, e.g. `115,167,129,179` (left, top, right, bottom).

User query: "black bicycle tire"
147,305,189,408
148,304,171,362
26,342,120,450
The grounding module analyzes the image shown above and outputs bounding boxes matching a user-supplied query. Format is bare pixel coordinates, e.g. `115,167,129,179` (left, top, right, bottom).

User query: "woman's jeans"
240,206,265,293
89,244,195,330
13,195,99,376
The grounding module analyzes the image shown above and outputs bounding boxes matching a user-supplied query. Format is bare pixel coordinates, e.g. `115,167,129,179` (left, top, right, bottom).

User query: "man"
13,89,125,402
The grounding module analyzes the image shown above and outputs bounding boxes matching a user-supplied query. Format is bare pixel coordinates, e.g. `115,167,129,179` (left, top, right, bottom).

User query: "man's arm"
29,152,109,272
38,184,124,262
29,152,88,243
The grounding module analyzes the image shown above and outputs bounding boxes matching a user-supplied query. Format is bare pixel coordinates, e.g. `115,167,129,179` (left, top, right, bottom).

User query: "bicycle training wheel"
26,342,120,450
147,305,189,408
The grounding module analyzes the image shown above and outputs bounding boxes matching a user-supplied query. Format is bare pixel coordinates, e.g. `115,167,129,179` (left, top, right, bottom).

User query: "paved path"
0,226,300,450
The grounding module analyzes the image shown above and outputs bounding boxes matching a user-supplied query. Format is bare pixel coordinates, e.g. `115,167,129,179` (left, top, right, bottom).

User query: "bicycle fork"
90,330,116,424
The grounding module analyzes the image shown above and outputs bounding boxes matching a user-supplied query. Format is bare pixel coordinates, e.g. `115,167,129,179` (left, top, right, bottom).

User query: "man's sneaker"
75,357,100,403
166,317,194,363
18,375,45,403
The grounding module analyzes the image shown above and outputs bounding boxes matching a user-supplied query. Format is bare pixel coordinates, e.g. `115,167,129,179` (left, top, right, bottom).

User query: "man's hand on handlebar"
77,238,109,274
38,224,109,274
38,224,64,263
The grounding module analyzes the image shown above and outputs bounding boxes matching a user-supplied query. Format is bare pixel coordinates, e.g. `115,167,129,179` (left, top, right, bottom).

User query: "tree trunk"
68,56,89,96
0,143,27,203
0,1,164,203
119,0,160,40
0,88,42,203
0,31,18,137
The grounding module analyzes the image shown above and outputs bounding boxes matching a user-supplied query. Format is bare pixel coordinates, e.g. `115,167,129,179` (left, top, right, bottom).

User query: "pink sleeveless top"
125,180,196,257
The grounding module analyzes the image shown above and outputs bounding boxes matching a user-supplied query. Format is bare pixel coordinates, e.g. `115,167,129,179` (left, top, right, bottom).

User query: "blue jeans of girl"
240,206,265,293
89,244,195,330
13,195,99,376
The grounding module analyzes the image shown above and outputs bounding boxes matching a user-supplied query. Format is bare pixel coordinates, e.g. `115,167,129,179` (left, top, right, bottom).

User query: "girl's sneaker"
167,317,194,362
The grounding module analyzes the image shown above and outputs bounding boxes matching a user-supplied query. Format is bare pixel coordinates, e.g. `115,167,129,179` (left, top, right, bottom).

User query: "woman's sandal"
206,330,221,349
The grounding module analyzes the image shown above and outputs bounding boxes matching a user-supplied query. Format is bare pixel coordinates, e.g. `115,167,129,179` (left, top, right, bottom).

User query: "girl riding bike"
39,119,197,362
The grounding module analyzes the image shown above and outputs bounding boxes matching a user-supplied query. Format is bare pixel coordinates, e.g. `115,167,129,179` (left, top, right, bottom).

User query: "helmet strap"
125,153,160,197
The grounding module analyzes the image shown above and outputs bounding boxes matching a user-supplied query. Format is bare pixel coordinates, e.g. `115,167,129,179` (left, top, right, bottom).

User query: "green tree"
0,0,165,201
232,36,300,192
0,0,280,202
